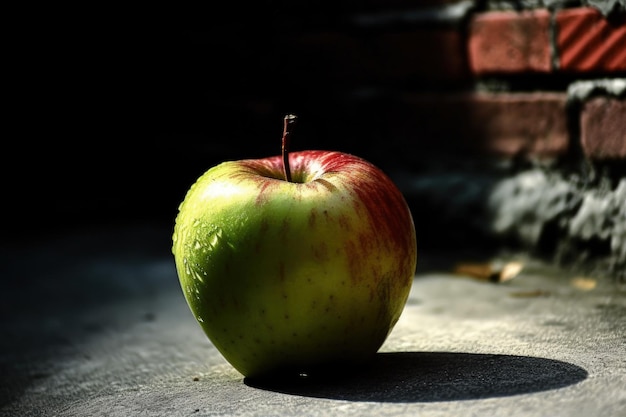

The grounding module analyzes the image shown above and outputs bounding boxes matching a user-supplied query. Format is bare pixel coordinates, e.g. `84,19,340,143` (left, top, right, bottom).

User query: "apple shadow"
244,351,588,403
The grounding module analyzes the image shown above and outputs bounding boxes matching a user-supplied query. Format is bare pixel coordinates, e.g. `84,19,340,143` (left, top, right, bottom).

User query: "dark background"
7,4,464,242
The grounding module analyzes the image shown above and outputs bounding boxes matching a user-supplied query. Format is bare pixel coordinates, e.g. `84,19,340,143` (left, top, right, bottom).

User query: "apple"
172,115,417,379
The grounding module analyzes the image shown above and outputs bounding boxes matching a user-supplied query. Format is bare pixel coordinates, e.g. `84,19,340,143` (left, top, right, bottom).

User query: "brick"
556,7,626,73
468,9,552,75
392,92,569,159
580,97,626,160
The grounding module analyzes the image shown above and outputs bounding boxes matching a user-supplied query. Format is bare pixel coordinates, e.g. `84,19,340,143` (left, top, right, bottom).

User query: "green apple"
172,115,417,379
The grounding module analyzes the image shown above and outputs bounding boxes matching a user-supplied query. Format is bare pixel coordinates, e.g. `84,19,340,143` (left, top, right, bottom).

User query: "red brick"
580,97,626,160
468,9,552,75
556,7,626,73
393,92,569,159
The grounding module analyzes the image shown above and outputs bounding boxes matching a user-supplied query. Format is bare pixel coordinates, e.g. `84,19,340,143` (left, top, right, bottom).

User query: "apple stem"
282,114,297,182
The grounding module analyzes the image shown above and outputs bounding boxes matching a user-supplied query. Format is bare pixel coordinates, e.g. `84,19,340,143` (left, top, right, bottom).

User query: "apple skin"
172,150,417,379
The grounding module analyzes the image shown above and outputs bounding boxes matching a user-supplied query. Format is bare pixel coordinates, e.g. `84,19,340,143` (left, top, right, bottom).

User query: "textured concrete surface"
1,224,624,416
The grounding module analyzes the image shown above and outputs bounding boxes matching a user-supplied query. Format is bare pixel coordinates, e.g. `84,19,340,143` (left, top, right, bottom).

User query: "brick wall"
266,2,626,166
220,0,624,278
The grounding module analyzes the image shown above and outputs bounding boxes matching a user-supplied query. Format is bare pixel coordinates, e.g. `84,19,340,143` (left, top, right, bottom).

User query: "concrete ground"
1,224,624,417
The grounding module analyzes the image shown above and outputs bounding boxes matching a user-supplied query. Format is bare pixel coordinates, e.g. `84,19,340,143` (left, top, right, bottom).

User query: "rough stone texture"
567,77,626,99
468,9,553,74
488,170,581,247
567,178,626,268
556,7,626,72
396,165,626,281
1,225,625,416
487,1,626,18
487,170,626,277
580,97,626,159
585,0,626,17
611,180,626,268
485,0,546,10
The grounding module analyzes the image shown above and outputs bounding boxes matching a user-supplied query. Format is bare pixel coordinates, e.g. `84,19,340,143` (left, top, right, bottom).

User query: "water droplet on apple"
191,268,205,283
183,257,191,275
208,227,224,248
197,316,204,323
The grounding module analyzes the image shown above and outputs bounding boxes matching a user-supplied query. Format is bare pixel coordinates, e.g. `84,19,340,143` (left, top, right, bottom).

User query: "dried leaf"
571,277,597,291
499,262,524,282
453,263,493,281
453,261,524,283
